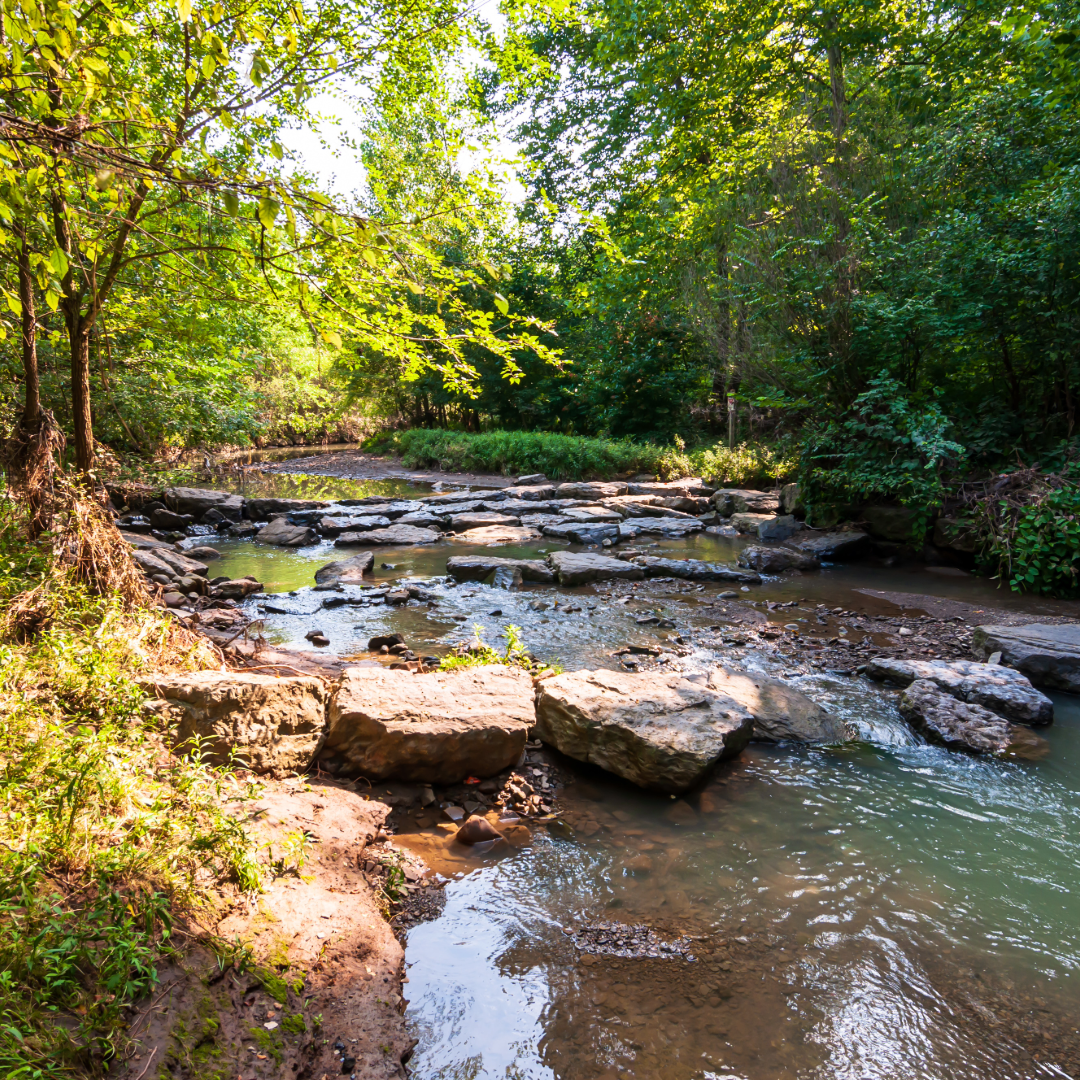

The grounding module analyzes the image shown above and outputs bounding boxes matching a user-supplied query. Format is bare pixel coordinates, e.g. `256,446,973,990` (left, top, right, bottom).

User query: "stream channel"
207,455,1080,1079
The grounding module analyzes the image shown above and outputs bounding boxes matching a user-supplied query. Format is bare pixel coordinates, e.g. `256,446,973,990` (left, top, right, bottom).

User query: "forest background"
2,0,1079,591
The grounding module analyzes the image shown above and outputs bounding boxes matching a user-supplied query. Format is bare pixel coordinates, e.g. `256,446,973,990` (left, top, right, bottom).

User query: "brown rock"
707,669,848,742
455,816,504,845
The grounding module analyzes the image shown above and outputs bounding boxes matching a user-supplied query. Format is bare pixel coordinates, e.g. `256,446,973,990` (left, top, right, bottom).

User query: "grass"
0,500,262,1077
369,427,797,486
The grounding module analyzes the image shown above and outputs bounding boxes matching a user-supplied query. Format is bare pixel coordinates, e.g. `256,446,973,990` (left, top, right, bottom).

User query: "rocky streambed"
110,466,1080,1079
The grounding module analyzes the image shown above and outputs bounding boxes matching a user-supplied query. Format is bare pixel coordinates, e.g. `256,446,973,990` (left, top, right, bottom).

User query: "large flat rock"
245,497,328,520
335,524,442,546
449,512,521,532
139,671,328,777
323,666,534,783
554,481,629,499
866,656,1053,725
971,624,1080,693
547,551,645,585
165,486,244,521
542,521,621,545
899,679,1048,758
632,556,760,584
257,518,318,546
315,552,375,584
790,530,871,560
706,669,848,742
713,489,780,514
737,545,821,573
446,555,555,584
450,525,542,544
534,669,753,793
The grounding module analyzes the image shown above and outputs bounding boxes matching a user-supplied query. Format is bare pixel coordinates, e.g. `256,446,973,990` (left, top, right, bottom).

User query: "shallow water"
206,468,1080,1077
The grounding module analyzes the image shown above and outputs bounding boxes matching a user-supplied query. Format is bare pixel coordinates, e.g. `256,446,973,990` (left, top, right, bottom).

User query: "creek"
207,456,1080,1078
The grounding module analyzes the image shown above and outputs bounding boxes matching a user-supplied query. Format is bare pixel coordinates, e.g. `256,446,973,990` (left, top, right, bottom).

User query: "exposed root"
1,409,65,537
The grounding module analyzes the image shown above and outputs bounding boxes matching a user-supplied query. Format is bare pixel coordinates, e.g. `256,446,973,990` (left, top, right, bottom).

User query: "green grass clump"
0,506,262,1076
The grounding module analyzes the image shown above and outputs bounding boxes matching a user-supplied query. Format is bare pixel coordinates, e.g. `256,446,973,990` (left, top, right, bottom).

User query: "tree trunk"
16,225,40,427
71,322,94,472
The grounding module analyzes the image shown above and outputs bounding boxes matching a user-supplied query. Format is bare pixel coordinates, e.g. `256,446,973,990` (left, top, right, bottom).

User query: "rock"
554,481,629,500
542,522,621,545
492,565,523,589
500,484,558,500
256,518,318,546
756,515,801,541
445,555,555,584
656,495,709,513
622,518,703,537
132,549,180,581
516,473,549,485
314,552,375,585
559,506,623,523
933,516,978,553
149,507,193,531
323,666,535,783
226,522,258,538
789,530,871,561
395,511,448,530
730,512,777,534
449,512,521,532
210,578,263,599
165,487,244,520
860,504,924,543
244,497,328,520
865,656,1053,725
713,489,780,514
546,551,645,586
183,546,221,562
534,669,754,793
152,547,211,578
779,483,802,516
162,591,187,608
317,515,391,536
706,669,848,742
451,525,542,545
138,671,327,776
335,524,442,546
971,624,1080,693
737,546,821,573
626,479,714,497
898,680,1048,757
631,556,760,584
368,633,405,651
455,815,504,845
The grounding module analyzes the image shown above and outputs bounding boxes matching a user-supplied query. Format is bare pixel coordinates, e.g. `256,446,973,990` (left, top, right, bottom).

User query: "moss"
248,1026,284,1066
281,1012,306,1034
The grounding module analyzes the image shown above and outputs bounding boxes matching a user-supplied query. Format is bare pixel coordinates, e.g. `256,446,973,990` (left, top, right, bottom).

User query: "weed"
439,624,560,675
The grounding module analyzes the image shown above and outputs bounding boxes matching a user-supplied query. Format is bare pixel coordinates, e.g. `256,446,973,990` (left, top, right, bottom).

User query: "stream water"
209,455,1080,1078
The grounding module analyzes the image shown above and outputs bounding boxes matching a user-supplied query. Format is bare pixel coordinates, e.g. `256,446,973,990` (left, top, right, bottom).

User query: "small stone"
455,815,503,844
264,1021,278,1030
341,1056,356,1073
442,804,465,822
899,627,914,637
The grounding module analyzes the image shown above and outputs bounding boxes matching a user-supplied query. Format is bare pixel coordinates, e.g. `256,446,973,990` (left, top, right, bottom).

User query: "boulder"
789,530,871,561
516,473,549,485
256,518,318,547
449,512,521,532
705,669,847,742
546,551,645,586
865,656,1053,725
623,518,703,537
933,516,978,553
534,669,754,793
139,671,327,776
450,525,541,545
149,507,193,531
779,483,802,516
627,480,714,498
446,555,555,584
559,506,623,523
899,679,1048,758
211,578,263,599
500,484,558,500
554,481,629,500
632,556,760,584
317,515,391,536
971,624,1080,693
455,816,504,845
323,665,534,783
245,497,328,521
314,552,375,585
151,546,211,577
713,489,780,515
132,549,179,581
737,546,821,573
395,511,448,530
183,546,221,561
335,524,442,546
861,504,924,543
165,487,244,520
493,565,523,589
541,522,621,545
756,515,801,541
730,512,776,534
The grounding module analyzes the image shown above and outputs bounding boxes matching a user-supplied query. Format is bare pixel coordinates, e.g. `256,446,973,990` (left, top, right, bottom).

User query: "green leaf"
322,330,343,349
222,190,240,217
201,54,217,78
493,293,509,316
257,197,280,229
178,0,193,23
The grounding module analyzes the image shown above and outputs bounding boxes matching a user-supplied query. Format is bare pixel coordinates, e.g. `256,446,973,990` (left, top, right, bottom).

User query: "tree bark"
15,224,40,428
71,322,94,472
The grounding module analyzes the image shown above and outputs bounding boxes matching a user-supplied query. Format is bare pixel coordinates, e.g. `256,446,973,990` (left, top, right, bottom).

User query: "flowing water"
207,460,1080,1078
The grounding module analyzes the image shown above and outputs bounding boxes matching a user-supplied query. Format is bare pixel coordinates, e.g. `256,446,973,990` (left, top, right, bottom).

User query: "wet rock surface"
335,523,442,546
256,518,318,546
313,551,375,584
972,623,1080,692
705,668,848,742
547,550,645,586
570,921,698,961
632,555,760,584
737,545,821,572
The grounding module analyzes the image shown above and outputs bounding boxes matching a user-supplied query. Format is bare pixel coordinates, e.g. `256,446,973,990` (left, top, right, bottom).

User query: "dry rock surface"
534,669,754,793
704,668,848,742
972,623,1080,692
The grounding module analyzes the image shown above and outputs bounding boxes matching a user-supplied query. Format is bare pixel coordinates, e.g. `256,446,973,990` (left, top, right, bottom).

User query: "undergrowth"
0,499,262,1077
440,624,561,675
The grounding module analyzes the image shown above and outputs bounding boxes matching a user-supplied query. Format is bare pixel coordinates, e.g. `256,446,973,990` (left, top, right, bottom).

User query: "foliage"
799,374,966,536
439,624,560,674
0,507,261,1075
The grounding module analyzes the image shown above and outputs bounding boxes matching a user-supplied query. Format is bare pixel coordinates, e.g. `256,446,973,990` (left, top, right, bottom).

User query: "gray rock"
790,530,871,560
971,624,1080,693
534,669,754,793
554,481,629,500
449,512,521,532
226,522,258,538
623,518,703,537
559,506,623,523
396,511,448,530
757,515,801,541
132,549,179,581
632,556,760,584
541,522,621,545
138,671,327,776
314,552,375,585
323,665,535,783
861,504,924,543
492,565,524,589
500,484,558,500
705,669,847,742
627,479,714,497
866,656,1053,725
779,482,802,516
445,555,556,584
165,487,244,520
899,679,1048,757
210,578,263,599
317,515,391,536
244,497,328,520
516,473,549,485
150,507,193,531
546,551,645,586
335,524,442,546
737,546,821,573
713,489,780,515
256,518,318,547
151,546,211,578
730,512,777,534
